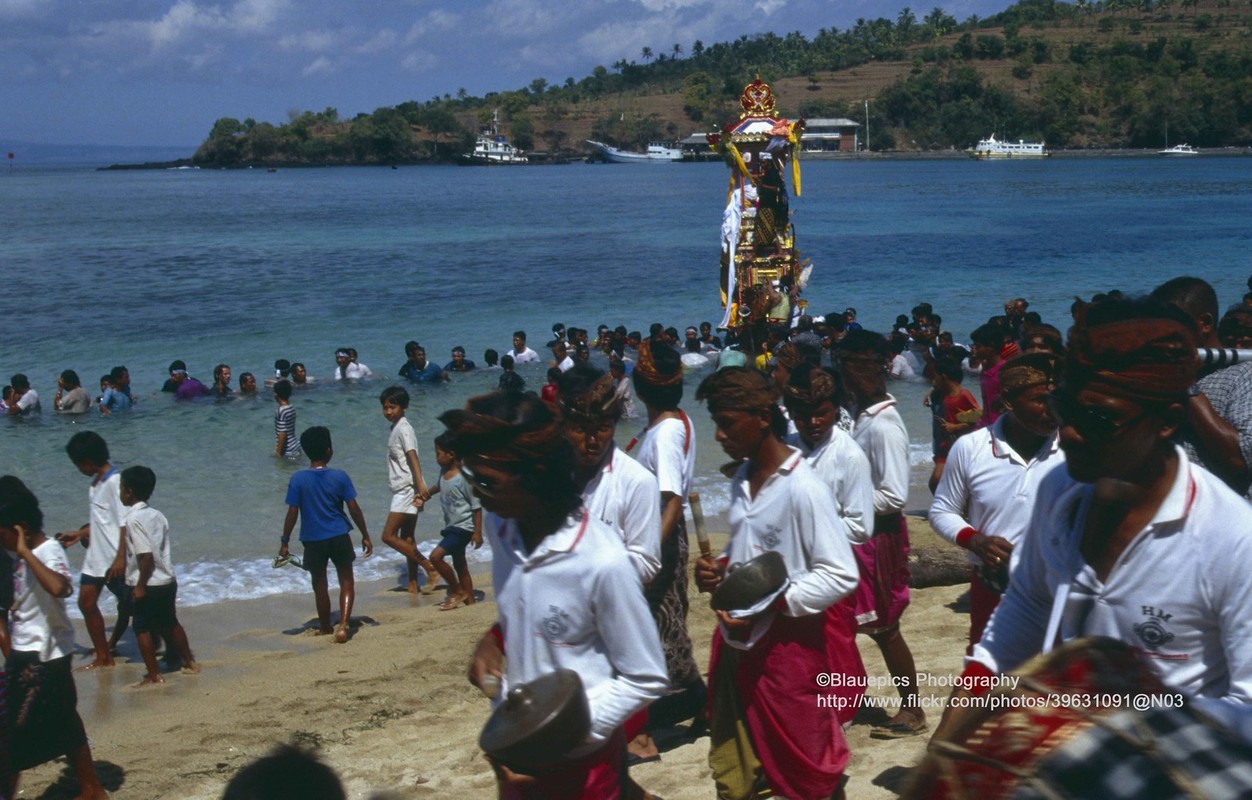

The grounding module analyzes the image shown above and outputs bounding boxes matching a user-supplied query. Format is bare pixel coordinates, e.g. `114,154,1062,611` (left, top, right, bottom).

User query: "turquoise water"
3,158,1249,607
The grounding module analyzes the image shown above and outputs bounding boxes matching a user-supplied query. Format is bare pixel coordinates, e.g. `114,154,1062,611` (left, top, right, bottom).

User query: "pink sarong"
708,614,849,800
825,599,866,725
852,512,911,634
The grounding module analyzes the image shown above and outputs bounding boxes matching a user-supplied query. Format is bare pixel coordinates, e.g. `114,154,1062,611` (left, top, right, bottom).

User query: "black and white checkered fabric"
1011,705,1252,800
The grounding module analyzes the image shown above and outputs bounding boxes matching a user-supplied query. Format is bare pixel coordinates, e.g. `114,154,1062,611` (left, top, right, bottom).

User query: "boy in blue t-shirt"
279,426,373,643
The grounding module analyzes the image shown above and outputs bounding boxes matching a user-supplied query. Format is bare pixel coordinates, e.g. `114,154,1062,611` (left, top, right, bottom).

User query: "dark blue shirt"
399,361,445,384
285,467,358,542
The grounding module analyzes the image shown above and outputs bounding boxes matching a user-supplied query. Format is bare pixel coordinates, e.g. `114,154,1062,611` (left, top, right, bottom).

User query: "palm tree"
641,46,653,62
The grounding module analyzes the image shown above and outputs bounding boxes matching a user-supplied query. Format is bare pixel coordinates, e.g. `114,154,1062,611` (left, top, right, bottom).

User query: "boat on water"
969,134,1049,159
459,110,528,166
1159,143,1199,156
586,140,682,163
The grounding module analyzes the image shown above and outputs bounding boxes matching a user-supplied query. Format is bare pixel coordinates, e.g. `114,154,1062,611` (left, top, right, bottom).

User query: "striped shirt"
275,403,302,458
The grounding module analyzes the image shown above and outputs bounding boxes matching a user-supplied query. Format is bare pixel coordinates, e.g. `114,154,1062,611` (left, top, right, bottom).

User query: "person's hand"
486,755,540,789
278,541,289,558
360,535,373,557
133,584,146,600
468,629,505,694
968,533,1013,569
471,531,483,550
412,496,424,510
56,529,83,547
13,524,32,559
695,555,724,594
106,560,125,581
716,609,757,642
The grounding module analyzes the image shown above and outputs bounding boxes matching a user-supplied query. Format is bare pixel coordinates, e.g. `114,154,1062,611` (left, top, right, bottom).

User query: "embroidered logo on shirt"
1133,606,1175,650
540,606,571,642
760,525,782,550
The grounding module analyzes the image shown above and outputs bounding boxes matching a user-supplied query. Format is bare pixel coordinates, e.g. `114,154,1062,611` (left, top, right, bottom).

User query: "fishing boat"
705,77,812,357
969,134,1049,159
1159,143,1199,156
585,140,682,163
459,109,528,166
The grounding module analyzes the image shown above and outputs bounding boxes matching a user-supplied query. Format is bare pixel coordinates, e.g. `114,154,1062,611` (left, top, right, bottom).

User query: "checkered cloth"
1013,705,1252,800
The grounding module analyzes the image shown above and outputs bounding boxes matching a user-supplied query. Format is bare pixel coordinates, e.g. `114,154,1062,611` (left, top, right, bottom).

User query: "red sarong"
967,567,1004,655
498,729,625,800
825,599,866,725
852,513,911,634
708,614,849,800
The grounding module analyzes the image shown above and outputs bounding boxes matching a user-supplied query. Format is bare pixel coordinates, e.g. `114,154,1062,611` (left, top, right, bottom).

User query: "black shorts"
302,534,355,575
437,526,473,556
132,583,178,634
80,574,130,604
6,651,88,771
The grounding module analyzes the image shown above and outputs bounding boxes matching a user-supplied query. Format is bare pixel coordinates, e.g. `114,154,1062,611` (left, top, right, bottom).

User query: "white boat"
969,133,1049,159
459,110,528,165
586,140,683,163
1159,143,1199,156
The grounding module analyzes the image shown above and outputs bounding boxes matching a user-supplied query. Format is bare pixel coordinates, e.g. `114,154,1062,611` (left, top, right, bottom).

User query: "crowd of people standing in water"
5,275,1252,798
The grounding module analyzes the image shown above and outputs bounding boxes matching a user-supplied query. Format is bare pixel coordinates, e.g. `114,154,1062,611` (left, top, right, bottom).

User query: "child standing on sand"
423,433,482,611
119,466,198,686
377,386,439,595
279,427,373,643
0,477,109,800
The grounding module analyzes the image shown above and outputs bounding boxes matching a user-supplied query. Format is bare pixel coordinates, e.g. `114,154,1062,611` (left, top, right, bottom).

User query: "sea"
3,156,1249,613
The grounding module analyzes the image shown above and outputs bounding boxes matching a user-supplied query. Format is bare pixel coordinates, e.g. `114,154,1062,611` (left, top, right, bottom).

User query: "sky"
0,0,1012,149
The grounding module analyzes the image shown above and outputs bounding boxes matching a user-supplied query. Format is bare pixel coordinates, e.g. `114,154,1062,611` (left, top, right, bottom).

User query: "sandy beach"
21,520,970,799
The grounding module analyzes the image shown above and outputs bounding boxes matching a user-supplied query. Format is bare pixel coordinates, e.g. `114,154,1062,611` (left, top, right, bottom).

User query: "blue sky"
1,0,1010,148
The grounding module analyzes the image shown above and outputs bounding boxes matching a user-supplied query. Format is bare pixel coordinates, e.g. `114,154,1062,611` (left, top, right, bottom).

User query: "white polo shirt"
929,418,1065,564
850,396,910,516
509,346,541,364
387,417,420,492
125,502,175,587
83,469,125,578
724,449,860,618
490,510,668,750
787,427,875,544
582,444,662,583
972,448,1252,713
633,412,695,510
11,539,76,661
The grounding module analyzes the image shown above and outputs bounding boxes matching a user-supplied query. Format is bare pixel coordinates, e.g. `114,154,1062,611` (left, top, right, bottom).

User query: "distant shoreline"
99,145,1252,171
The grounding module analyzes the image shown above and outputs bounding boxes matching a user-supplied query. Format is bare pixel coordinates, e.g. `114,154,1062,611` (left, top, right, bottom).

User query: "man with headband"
782,361,875,726
694,367,859,800
929,352,1065,651
559,364,664,772
629,340,707,730
934,297,1252,740
452,391,667,799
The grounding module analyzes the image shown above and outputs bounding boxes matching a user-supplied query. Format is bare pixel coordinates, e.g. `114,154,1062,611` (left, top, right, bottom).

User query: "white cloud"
754,0,786,13
278,29,340,52
0,0,41,21
302,55,334,77
481,0,562,38
636,0,711,10
400,50,437,74
403,9,459,44
353,29,398,55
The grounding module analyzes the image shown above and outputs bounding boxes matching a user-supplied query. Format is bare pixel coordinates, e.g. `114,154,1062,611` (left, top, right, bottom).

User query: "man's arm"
134,553,155,599
14,529,72,599
1187,393,1249,488
405,448,428,498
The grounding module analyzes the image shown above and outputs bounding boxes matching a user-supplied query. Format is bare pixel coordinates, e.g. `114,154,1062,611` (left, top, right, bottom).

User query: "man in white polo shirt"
929,352,1065,651
508,330,541,364
934,297,1252,741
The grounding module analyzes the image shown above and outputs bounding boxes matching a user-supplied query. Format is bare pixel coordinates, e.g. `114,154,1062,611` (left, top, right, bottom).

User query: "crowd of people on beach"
4,274,1252,798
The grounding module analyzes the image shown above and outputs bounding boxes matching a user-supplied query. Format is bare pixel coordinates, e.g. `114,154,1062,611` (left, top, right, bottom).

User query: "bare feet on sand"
132,675,166,688
75,658,115,672
334,625,349,643
437,593,475,611
407,579,419,595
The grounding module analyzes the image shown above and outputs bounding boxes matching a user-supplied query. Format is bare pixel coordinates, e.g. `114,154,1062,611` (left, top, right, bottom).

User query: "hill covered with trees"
192,0,1252,166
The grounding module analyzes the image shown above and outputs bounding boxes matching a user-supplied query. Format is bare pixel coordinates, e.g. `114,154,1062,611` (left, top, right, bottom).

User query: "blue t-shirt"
285,467,357,542
101,387,131,412
400,361,445,384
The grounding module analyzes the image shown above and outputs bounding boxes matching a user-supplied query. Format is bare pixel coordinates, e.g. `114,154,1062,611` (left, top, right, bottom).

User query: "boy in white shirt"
120,466,198,687
377,386,438,594
1,476,108,799
57,430,130,670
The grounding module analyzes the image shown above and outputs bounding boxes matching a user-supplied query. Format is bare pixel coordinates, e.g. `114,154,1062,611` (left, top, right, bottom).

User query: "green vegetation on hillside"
193,0,1252,165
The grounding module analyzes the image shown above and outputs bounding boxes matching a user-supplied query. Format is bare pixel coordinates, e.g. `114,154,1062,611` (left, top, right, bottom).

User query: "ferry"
459,110,528,166
586,140,682,163
969,134,1049,159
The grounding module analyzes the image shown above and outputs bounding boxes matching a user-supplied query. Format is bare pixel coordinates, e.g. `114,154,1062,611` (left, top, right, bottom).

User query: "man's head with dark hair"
120,465,157,502
10,374,29,390
379,385,409,408
1150,276,1220,346
300,427,333,462
274,380,293,401
223,744,346,800
66,430,109,467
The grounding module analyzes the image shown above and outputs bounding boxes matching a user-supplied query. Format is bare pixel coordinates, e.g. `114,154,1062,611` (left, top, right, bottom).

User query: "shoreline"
23,521,965,799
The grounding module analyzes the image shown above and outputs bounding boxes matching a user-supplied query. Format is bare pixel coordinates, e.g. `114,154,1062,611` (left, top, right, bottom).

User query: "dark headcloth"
774,342,803,371
634,340,684,387
696,366,778,414
999,352,1056,399
558,373,621,421
438,392,564,464
1066,300,1198,404
782,362,835,405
